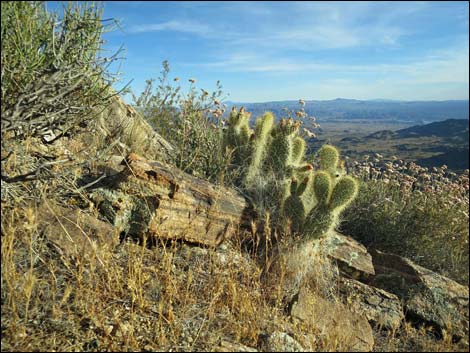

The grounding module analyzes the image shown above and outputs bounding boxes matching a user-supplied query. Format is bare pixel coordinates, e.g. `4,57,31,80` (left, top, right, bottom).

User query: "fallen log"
93,153,252,247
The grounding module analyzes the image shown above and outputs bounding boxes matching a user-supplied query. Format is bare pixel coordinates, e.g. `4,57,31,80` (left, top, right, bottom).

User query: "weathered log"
93,153,252,247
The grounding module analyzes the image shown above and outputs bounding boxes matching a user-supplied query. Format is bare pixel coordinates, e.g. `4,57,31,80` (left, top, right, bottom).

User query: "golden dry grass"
2,196,467,352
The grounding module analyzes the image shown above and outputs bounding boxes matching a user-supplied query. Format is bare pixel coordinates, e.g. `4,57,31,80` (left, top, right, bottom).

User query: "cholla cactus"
292,136,306,165
223,108,357,241
282,147,358,240
268,118,302,177
282,171,358,240
282,176,309,233
318,144,339,176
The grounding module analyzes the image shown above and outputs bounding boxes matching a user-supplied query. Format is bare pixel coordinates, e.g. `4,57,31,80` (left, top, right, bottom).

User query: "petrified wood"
93,153,252,247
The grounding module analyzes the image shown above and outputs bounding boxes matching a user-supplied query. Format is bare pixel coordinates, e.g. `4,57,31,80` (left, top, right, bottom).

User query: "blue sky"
49,1,469,102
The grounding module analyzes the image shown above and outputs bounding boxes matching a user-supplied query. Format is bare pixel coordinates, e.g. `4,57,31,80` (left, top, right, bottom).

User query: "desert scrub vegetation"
2,2,468,352
131,61,230,184
342,156,469,284
1,0,125,205
1,1,122,142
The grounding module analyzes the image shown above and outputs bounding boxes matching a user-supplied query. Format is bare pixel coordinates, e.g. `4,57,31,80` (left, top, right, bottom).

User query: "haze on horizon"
51,1,469,103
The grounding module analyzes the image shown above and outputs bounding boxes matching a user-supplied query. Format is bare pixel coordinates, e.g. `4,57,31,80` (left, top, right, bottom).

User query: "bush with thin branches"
1,1,122,143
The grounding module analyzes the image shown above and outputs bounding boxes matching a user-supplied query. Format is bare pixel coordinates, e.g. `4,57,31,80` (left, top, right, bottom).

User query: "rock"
258,331,305,352
338,277,404,330
39,203,119,258
290,287,374,352
322,232,375,281
91,94,175,163
369,249,469,340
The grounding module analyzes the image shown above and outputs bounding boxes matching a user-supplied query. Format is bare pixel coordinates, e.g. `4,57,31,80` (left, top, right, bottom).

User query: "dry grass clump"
374,322,469,352
343,156,469,284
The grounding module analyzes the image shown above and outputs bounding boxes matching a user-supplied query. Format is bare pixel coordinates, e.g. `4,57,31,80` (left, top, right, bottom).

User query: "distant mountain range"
365,119,469,142
346,118,469,170
226,98,469,124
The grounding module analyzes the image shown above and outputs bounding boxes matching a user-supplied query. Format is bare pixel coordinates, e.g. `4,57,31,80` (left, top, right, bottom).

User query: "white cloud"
188,37,468,88
129,20,212,36
126,2,414,50
116,2,469,100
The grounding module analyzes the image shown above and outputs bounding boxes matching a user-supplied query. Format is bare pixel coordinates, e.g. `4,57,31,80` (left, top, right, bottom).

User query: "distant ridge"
225,99,469,123
396,119,469,139
357,119,469,170
364,119,469,142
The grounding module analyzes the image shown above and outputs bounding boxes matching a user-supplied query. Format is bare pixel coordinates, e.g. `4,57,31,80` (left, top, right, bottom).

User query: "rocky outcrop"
369,249,469,340
338,277,404,330
316,233,469,342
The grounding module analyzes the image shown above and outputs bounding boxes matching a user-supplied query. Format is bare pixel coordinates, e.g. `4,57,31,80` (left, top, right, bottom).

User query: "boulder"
338,277,404,330
369,249,469,340
322,232,375,281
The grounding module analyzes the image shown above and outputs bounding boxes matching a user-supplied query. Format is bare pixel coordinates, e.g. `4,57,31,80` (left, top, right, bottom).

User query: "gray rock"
369,249,469,340
258,331,305,352
338,277,404,330
322,232,375,281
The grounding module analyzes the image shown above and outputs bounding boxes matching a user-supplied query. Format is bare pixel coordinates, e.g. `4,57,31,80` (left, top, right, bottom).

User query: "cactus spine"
223,107,253,169
319,144,339,176
244,112,274,186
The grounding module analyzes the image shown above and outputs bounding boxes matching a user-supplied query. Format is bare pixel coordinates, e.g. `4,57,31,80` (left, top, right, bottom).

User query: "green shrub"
1,1,121,142
343,160,469,284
